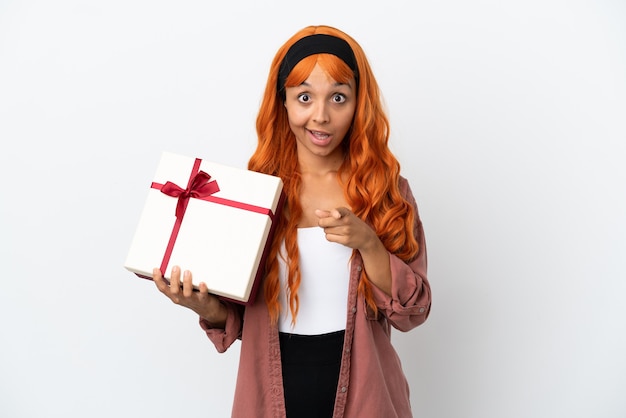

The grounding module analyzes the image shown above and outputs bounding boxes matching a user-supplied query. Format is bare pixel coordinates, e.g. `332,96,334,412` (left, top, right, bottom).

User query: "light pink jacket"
200,178,431,418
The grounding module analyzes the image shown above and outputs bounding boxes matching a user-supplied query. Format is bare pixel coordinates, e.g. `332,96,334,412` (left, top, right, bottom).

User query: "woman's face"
284,63,356,166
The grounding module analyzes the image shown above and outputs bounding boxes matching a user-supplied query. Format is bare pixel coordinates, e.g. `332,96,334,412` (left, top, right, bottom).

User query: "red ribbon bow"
159,171,220,218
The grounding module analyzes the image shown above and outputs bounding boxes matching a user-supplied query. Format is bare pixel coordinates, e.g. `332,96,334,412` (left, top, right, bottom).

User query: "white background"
1,1,625,417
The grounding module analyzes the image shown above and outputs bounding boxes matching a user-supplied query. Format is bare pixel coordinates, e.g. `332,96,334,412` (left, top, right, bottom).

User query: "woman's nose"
312,102,329,124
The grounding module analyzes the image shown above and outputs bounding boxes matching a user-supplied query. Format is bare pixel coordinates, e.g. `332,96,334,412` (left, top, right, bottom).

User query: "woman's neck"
296,149,345,177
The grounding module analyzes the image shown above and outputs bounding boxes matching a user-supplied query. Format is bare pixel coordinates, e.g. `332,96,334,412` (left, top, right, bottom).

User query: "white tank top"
277,227,352,335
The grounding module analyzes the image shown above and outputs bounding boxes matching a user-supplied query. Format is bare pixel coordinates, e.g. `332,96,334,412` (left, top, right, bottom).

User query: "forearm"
359,236,392,296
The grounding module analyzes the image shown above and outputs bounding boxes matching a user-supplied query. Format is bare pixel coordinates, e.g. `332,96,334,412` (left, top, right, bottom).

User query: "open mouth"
308,129,332,146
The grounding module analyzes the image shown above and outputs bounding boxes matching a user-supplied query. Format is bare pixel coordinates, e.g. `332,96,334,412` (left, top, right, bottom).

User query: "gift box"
124,151,284,304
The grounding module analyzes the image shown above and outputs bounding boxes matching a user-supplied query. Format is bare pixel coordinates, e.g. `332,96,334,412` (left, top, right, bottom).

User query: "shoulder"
397,175,413,199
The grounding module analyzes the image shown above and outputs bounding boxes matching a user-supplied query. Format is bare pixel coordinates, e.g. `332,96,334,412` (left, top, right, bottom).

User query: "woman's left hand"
315,207,380,252
316,207,392,295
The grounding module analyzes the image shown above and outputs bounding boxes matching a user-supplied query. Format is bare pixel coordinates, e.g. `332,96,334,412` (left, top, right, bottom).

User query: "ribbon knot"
160,171,220,218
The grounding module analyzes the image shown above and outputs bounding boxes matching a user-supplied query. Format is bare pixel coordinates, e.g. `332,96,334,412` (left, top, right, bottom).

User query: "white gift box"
124,151,284,304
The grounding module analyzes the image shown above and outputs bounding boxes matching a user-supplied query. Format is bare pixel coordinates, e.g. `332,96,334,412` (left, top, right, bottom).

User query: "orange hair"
248,25,419,324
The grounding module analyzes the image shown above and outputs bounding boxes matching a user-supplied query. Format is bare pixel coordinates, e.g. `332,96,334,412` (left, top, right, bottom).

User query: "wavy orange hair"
248,25,419,324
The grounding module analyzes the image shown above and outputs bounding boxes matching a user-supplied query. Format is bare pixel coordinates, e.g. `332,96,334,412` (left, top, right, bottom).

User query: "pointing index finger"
333,207,350,219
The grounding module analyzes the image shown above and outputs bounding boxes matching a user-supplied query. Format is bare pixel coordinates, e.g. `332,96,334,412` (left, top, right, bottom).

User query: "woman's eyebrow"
297,81,352,88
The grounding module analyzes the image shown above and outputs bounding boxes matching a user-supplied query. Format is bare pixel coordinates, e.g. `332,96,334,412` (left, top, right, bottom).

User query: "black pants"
279,330,345,418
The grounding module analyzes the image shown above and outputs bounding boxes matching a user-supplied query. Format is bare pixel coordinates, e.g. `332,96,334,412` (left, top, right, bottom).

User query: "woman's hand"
315,207,392,295
153,266,228,327
315,207,380,252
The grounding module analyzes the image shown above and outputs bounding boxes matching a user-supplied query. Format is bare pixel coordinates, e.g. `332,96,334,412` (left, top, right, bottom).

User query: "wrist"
201,301,228,328
360,234,386,256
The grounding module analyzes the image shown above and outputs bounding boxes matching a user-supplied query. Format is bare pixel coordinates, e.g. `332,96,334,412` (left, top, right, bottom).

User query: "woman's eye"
332,94,347,104
297,94,310,103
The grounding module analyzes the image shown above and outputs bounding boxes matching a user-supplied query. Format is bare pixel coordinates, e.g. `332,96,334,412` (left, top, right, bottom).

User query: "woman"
153,25,431,418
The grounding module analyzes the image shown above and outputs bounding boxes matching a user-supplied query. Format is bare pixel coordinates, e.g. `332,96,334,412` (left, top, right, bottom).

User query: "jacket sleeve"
368,178,431,332
198,302,245,353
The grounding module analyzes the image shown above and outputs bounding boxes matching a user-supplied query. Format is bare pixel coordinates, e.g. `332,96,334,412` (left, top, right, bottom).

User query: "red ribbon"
159,170,220,218
150,158,277,277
